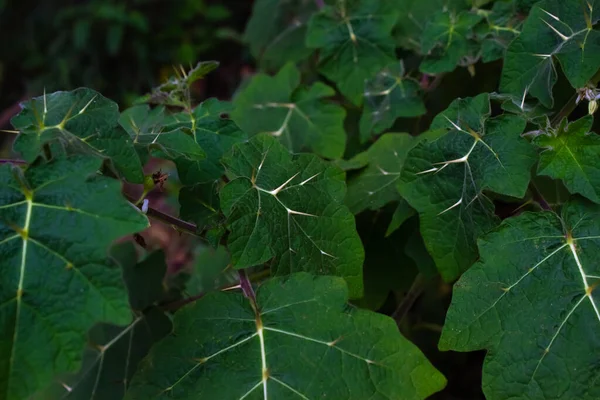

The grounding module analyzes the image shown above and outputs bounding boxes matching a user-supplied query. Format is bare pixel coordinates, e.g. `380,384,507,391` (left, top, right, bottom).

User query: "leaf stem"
392,273,425,328
0,159,27,165
528,182,552,211
124,193,198,235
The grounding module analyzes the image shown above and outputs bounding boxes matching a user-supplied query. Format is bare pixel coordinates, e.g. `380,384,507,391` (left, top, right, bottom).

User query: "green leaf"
220,134,365,298
359,62,426,142
385,199,416,237
119,105,206,164
38,244,172,400
420,10,483,74
306,0,398,105
244,0,316,69
394,0,447,51
500,0,600,108
440,198,600,399
475,1,522,63
398,93,537,281
11,88,144,183
0,156,148,400
232,63,346,159
535,116,600,203
179,182,221,233
126,273,446,399
185,245,237,296
346,133,419,214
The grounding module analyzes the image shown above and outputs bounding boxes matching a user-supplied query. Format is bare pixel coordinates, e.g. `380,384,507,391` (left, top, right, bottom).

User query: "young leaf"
420,10,482,74
398,93,537,281
535,116,600,204
441,198,600,399
11,88,144,183
306,0,398,105
220,134,365,298
359,62,426,142
122,99,245,185
346,133,419,214
475,1,522,63
126,273,446,399
0,156,148,400
244,0,316,69
500,0,600,108
232,63,346,159
119,105,206,165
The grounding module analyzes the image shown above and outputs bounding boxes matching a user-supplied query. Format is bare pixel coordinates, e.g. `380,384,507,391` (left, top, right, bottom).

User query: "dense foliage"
2,0,600,399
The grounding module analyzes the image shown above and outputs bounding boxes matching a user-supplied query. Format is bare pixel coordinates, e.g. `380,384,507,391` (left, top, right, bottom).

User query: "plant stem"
551,68,600,126
124,193,198,235
392,273,425,328
160,282,241,311
0,159,27,165
528,182,552,211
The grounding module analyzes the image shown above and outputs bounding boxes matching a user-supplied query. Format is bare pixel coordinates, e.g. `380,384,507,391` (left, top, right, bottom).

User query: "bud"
589,99,598,115
143,174,155,192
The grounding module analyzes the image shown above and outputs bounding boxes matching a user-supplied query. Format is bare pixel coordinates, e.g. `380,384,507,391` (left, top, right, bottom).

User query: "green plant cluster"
2,0,600,399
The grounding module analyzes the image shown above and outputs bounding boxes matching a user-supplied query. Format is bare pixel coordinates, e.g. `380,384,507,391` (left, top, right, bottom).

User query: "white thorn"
437,197,463,215
286,208,317,217
541,19,569,41
539,8,560,21
268,172,300,196
417,167,439,175
300,172,320,186
141,199,149,214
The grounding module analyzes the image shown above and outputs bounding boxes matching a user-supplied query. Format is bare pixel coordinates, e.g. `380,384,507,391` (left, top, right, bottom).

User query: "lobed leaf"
11,88,144,183
500,0,600,108
346,133,420,214
220,134,365,298
232,63,346,159
0,156,148,400
306,0,398,105
244,0,316,69
535,116,600,204
398,93,537,281
359,62,426,142
126,273,446,399
441,198,600,399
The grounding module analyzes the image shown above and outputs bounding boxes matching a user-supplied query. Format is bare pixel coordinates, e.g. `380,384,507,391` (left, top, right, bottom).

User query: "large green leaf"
306,0,398,105
126,273,446,399
475,1,522,63
420,10,483,74
359,62,426,142
37,243,172,400
535,116,600,204
244,0,316,69
500,0,600,108
394,0,447,51
346,133,420,214
232,63,346,159
11,88,144,183
220,134,365,298
0,156,148,400
441,199,600,399
398,93,537,281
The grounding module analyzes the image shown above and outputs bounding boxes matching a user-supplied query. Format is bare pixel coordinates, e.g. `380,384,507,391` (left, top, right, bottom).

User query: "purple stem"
0,159,27,165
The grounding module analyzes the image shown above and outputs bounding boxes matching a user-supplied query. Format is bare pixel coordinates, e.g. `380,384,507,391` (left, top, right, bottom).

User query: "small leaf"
232,63,346,159
535,116,600,203
346,133,419,214
475,1,522,63
11,88,144,183
244,0,316,68
0,156,148,400
420,10,483,74
398,93,537,281
500,0,600,108
119,105,206,164
306,0,398,105
441,198,600,399
220,134,365,298
359,61,426,142
126,273,446,399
